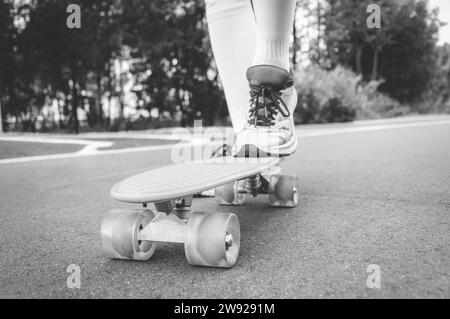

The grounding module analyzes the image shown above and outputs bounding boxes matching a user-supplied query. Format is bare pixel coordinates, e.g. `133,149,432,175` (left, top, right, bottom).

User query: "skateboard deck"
111,157,279,203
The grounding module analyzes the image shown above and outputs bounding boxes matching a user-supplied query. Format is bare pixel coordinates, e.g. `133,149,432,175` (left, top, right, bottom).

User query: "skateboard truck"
244,175,262,197
154,197,193,220
216,173,298,208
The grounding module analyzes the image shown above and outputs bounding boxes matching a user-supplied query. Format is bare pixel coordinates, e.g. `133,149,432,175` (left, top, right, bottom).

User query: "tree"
378,0,440,102
324,0,440,103
121,0,225,126
17,0,125,132
0,98,3,133
19,0,86,133
425,43,450,113
0,0,17,131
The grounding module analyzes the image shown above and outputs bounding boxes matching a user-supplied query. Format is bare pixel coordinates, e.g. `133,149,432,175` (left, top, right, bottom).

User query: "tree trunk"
372,48,379,81
292,2,298,69
71,80,80,134
0,97,3,133
118,59,124,121
355,45,362,75
107,65,113,128
61,96,69,130
96,68,104,128
14,112,19,131
316,0,321,63
7,76,17,131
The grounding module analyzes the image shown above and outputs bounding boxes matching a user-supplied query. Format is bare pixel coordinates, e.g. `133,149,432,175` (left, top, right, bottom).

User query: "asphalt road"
0,141,83,159
0,117,449,298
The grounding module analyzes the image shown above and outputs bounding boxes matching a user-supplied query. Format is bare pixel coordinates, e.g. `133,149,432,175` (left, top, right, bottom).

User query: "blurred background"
0,0,449,134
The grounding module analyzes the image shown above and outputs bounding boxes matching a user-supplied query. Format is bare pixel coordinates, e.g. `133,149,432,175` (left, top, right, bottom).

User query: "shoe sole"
233,136,298,158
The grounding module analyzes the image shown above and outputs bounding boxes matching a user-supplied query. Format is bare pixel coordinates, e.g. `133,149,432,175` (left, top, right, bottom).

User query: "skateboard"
100,157,298,268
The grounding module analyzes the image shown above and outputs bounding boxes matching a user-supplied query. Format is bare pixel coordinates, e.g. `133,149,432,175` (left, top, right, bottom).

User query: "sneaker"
232,65,298,158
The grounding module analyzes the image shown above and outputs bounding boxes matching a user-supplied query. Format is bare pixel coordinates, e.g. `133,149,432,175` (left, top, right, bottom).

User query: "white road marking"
0,136,101,145
1,117,449,165
0,136,113,154
0,143,182,165
297,119,450,138
77,132,190,141
76,142,114,154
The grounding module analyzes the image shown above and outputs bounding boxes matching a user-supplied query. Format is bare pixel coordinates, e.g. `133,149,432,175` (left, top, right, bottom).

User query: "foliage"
0,0,226,133
423,43,450,113
0,0,445,132
294,65,406,124
120,0,226,127
323,0,440,103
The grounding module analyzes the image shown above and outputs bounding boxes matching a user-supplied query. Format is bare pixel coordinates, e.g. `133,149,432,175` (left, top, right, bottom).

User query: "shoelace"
211,144,231,157
248,84,291,127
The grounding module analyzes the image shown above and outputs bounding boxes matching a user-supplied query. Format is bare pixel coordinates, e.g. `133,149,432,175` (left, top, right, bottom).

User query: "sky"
429,0,450,44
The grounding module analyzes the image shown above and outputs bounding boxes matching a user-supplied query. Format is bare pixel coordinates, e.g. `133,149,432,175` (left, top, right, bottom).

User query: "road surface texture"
0,116,449,298
0,141,83,159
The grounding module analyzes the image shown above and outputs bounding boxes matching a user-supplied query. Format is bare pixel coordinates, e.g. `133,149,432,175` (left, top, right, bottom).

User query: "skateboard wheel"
269,175,299,208
185,212,240,268
215,181,245,206
101,209,157,261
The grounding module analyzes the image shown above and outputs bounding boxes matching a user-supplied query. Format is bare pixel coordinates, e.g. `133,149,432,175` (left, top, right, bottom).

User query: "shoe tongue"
257,108,267,117
247,65,292,90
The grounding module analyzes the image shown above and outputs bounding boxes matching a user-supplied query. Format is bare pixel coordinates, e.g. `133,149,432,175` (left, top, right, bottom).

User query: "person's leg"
205,0,256,133
233,0,298,157
252,0,297,72
206,0,298,157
